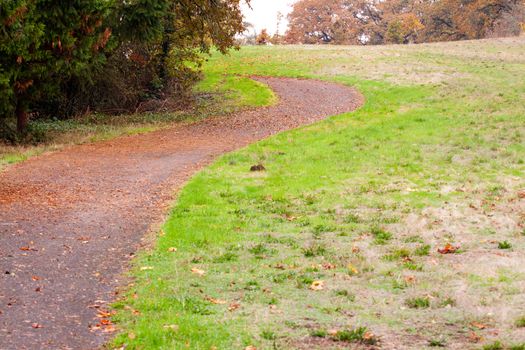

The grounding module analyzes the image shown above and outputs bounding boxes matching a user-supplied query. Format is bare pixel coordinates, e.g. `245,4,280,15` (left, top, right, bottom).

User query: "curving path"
0,77,363,349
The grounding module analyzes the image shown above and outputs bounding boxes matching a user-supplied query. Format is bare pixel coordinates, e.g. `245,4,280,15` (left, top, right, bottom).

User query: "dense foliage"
0,0,246,138
285,0,525,44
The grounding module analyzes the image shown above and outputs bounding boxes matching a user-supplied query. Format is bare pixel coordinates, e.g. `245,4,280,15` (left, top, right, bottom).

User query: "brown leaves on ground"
468,331,482,343
310,280,325,291
191,268,205,276
205,296,227,305
90,318,115,333
228,302,241,312
404,275,416,284
470,321,487,330
97,310,112,318
347,263,359,275
438,243,460,254
89,309,117,334
322,262,337,270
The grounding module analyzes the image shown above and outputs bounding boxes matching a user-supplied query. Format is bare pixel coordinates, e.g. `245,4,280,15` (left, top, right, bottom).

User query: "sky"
241,0,297,36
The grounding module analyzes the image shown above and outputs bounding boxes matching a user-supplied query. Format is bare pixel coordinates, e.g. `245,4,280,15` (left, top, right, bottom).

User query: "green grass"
195,72,276,109
516,316,525,328
111,38,525,349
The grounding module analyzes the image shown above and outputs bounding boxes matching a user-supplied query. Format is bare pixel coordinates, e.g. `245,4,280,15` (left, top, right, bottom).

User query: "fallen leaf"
245,346,257,350
347,264,359,275
168,247,177,252
228,302,241,312
438,243,460,254
322,263,336,270
103,325,116,333
285,214,297,221
205,296,226,305
310,280,325,291
90,325,102,331
191,268,205,276
31,276,41,281
124,305,141,315
363,331,376,342
468,331,482,343
100,319,112,326
97,310,111,318
20,246,37,252
470,321,486,330
352,245,360,253
31,323,43,329
140,266,153,271
404,275,416,284
77,236,90,244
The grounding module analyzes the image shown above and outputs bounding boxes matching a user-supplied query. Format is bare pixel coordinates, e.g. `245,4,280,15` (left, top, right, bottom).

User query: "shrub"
0,0,246,137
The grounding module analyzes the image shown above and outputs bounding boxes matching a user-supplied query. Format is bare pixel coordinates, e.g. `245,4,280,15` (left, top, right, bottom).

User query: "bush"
0,0,246,138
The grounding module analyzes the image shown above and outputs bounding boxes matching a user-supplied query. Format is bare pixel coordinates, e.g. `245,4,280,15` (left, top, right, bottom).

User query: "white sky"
241,0,297,36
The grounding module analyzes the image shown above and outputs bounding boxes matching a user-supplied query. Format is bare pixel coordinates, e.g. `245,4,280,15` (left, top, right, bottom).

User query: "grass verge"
111,38,525,349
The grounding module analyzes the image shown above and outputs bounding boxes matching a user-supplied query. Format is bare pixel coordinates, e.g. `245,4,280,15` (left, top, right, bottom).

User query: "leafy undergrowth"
111,38,525,349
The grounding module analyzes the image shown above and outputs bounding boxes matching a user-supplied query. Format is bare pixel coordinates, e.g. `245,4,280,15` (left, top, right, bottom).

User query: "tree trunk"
159,37,171,85
16,102,28,134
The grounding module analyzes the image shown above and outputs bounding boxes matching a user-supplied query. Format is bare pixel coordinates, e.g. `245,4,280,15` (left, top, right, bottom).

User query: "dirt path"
0,77,363,349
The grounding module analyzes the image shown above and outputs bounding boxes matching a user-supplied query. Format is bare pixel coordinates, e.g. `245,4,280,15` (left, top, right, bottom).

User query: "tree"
285,0,356,44
238,22,257,45
1,0,248,136
419,0,525,41
256,29,271,45
0,0,112,134
385,13,425,43
285,0,524,45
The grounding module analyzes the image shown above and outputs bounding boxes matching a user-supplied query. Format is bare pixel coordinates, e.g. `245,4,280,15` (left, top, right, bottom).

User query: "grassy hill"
112,38,525,349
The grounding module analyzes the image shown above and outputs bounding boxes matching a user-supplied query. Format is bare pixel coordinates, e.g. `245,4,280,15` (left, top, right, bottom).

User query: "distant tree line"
285,0,525,45
0,0,246,139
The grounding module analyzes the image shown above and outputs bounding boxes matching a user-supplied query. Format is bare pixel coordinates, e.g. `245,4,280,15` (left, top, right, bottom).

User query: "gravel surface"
0,77,363,350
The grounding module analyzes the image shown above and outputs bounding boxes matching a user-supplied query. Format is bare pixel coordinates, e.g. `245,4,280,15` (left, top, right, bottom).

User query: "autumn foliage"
256,29,271,45
285,0,525,44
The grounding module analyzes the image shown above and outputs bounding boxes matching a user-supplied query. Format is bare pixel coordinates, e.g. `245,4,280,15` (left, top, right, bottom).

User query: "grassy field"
110,38,525,349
